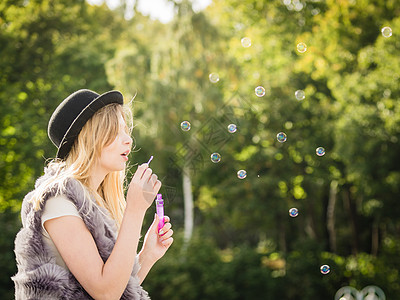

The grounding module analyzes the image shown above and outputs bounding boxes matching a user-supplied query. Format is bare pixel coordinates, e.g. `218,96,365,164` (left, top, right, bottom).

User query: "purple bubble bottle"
156,194,164,231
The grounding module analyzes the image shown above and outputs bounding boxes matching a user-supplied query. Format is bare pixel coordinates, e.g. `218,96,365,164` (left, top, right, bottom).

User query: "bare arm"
44,163,161,300
45,209,145,299
136,215,174,284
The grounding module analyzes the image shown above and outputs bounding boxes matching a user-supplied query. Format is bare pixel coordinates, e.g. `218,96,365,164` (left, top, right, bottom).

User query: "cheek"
102,137,119,155
100,143,118,161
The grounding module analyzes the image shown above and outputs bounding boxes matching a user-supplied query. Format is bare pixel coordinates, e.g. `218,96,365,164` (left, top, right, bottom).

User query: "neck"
89,165,107,192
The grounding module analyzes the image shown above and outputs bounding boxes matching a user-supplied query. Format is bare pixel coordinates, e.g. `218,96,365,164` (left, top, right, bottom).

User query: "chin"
116,164,126,172
107,163,126,173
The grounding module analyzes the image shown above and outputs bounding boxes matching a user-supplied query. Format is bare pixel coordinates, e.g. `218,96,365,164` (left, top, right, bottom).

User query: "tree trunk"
183,165,194,243
343,188,359,254
327,180,338,253
371,221,379,256
305,198,318,240
277,214,287,253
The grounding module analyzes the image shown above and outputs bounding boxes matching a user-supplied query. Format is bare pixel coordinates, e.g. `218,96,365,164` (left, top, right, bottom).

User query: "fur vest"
12,166,150,300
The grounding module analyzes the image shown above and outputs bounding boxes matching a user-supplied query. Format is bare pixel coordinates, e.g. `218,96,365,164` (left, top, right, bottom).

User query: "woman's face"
98,112,133,174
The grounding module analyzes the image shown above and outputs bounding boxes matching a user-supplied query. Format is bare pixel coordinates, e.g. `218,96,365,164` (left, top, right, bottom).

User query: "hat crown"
48,89,99,148
47,89,123,159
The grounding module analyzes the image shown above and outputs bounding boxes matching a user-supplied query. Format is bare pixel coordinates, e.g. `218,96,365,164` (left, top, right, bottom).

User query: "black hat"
48,89,124,159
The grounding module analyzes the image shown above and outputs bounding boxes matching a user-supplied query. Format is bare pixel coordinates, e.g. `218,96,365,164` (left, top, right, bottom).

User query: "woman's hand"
137,214,174,283
126,163,162,211
141,214,174,263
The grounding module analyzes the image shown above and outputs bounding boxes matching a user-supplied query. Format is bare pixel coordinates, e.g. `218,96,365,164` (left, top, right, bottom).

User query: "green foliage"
144,234,400,299
0,209,20,299
0,0,123,295
1,0,400,298
144,234,274,300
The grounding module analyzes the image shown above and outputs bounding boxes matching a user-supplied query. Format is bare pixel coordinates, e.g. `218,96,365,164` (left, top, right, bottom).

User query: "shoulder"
21,165,86,219
36,164,89,209
41,195,82,236
43,195,80,217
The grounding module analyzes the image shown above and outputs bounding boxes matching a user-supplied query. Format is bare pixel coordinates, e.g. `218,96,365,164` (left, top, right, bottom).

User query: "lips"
121,149,130,160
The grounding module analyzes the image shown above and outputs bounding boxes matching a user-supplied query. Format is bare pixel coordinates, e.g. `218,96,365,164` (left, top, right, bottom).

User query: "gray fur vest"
12,166,150,300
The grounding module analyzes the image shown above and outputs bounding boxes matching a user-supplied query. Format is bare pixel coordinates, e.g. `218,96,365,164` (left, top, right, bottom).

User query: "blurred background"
1,0,399,299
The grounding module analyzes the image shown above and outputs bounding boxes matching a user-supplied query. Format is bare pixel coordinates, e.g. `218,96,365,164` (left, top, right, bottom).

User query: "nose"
123,132,133,146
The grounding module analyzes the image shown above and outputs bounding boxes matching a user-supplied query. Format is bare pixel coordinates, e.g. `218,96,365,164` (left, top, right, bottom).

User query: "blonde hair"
30,103,133,228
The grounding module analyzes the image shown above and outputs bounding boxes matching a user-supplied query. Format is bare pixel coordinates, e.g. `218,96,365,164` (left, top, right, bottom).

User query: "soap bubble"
320,264,330,275
227,124,237,133
289,208,298,217
316,147,325,156
209,73,220,83
381,27,392,38
211,152,221,163
241,37,251,48
297,42,307,53
255,86,266,97
180,121,191,131
295,90,305,100
237,170,247,179
277,132,287,143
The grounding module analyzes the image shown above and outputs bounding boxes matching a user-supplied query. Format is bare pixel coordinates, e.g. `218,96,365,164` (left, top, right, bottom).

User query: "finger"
163,216,170,223
161,237,174,248
160,229,173,241
159,222,172,235
154,180,162,193
132,163,149,181
149,174,158,185
141,167,153,180
150,213,159,231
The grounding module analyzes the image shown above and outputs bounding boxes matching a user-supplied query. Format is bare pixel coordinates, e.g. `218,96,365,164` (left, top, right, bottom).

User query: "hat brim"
56,90,123,159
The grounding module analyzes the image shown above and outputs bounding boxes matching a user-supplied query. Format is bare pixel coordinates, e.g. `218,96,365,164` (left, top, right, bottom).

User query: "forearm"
137,249,157,284
91,162,161,298
136,214,174,285
99,206,146,298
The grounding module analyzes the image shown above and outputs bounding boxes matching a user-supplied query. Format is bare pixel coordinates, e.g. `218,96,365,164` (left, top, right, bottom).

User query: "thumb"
150,213,159,232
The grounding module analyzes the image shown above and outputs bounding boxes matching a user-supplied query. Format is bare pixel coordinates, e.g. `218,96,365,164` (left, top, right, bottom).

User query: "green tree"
0,0,125,296
2,0,400,298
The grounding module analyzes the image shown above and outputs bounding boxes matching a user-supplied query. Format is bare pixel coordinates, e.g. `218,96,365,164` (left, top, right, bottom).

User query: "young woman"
12,89,173,299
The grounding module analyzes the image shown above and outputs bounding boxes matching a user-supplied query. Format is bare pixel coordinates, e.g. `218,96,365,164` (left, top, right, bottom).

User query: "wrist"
139,247,158,266
125,200,147,216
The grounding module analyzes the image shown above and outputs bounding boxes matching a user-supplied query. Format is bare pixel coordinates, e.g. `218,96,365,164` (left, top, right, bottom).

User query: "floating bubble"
277,132,287,143
381,26,392,38
255,86,266,97
294,2,304,12
383,89,391,98
295,90,305,100
289,208,298,217
297,42,307,53
228,124,237,133
209,73,220,83
237,170,247,179
241,37,251,48
180,121,191,131
311,8,320,16
210,152,221,163
320,264,330,275
316,147,325,156
284,121,293,129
